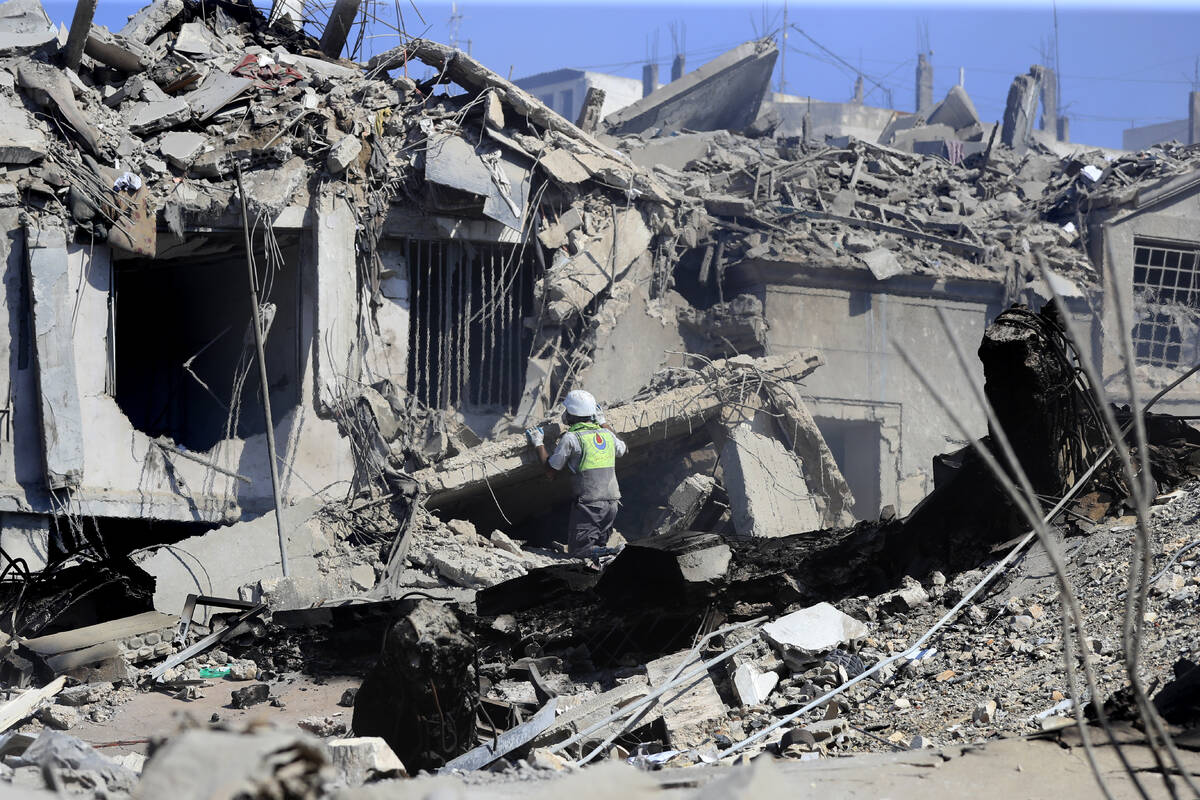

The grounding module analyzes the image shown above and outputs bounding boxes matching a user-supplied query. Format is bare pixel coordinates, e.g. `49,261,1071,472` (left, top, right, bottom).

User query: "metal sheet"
439,696,558,773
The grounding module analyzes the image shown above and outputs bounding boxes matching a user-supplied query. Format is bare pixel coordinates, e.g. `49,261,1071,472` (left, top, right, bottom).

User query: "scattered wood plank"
0,676,66,733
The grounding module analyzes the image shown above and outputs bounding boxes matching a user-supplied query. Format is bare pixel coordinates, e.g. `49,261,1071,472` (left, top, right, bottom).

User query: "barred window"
1132,239,1200,368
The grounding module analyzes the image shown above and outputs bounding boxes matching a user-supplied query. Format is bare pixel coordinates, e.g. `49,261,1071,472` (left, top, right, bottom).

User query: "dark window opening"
405,239,536,411
1132,237,1200,368
815,417,882,519
112,236,303,452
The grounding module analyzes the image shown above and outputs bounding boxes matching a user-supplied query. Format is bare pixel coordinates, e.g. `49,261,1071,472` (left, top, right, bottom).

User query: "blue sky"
46,0,1200,149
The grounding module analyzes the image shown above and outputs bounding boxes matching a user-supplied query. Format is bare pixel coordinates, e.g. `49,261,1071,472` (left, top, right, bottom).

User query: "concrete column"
1040,67,1058,140
1190,91,1200,145
318,0,359,57
574,85,606,133
642,63,658,98
63,0,97,71
312,186,359,413
24,224,84,491
671,53,685,82
1057,116,1070,143
853,75,863,104
1001,65,1044,154
915,53,933,112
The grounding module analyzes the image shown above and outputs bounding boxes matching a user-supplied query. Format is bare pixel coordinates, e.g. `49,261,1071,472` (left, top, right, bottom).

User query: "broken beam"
794,209,987,260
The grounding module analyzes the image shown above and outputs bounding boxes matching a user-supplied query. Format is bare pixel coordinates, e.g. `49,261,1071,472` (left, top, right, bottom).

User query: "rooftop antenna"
779,0,788,95
448,1,463,51
1052,0,1063,117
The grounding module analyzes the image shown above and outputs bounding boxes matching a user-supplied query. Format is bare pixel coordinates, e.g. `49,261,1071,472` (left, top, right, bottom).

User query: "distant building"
1123,119,1190,151
513,68,645,125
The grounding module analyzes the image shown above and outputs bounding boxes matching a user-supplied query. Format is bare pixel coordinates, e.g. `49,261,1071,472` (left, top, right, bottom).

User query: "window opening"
1132,239,1200,368
112,236,302,452
405,239,535,411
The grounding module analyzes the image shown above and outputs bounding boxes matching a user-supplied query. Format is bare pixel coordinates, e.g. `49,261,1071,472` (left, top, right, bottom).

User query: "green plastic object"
199,666,232,678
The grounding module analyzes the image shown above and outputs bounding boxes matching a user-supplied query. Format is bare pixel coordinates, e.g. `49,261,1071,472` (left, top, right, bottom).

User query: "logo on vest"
593,433,607,450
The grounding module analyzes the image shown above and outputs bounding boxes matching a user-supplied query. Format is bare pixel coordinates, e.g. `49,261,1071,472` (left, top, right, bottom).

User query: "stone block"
762,602,868,658
327,737,405,784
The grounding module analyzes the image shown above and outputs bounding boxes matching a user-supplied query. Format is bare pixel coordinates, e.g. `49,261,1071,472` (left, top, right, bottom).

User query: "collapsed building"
1,0,1200,795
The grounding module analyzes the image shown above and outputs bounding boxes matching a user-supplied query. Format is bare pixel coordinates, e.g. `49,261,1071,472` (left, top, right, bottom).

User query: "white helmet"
563,389,598,417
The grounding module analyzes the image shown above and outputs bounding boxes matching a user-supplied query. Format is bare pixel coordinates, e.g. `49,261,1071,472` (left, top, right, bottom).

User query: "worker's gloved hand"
525,426,545,447
594,408,607,426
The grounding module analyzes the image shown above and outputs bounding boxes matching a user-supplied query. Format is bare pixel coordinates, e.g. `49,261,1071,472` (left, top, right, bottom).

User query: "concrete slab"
716,420,822,537
627,132,718,172
604,39,778,136
183,72,254,122
413,351,823,511
25,224,83,491
0,0,56,53
925,85,981,132
0,92,46,164
135,497,330,618
157,131,205,168
123,96,190,135
117,0,182,44
645,649,740,749
424,133,531,232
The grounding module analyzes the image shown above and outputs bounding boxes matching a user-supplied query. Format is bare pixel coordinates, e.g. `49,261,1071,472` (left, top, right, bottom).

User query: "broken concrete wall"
770,95,899,143
572,276,688,407
1090,178,1200,410
0,220,354,523
604,39,778,136
750,269,1001,515
1000,66,1046,155
134,496,333,616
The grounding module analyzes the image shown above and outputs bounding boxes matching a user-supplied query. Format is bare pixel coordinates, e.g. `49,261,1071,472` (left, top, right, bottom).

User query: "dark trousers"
568,498,619,554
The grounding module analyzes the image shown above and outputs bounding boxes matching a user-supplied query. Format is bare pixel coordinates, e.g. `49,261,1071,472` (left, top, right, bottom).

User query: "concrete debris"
762,603,869,658
5,0,1200,794
327,737,406,784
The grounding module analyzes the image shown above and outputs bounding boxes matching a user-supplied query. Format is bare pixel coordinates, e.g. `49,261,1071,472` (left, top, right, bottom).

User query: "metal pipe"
235,164,289,577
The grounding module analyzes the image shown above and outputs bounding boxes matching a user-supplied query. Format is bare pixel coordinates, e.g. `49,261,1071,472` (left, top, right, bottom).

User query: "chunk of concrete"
762,602,868,657
1001,66,1046,155
327,134,362,174
327,737,405,785
84,25,148,71
714,407,822,538
732,662,779,706
134,497,330,616
645,650,742,749
925,85,980,132
118,0,182,43
158,131,205,168
605,38,778,136
0,0,56,53
0,93,46,164
124,97,190,135
16,60,98,155
859,247,903,281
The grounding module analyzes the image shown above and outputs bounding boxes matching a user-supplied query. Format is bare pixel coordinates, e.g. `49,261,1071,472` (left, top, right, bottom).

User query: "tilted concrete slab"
413,351,823,509
603,39,778,136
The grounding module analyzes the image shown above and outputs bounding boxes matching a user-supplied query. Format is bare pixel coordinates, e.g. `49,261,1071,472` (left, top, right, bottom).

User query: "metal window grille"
1132,240,1200,368
405,239,535,411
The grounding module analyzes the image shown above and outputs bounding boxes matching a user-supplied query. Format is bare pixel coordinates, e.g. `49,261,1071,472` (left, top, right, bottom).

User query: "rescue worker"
525,389,626,556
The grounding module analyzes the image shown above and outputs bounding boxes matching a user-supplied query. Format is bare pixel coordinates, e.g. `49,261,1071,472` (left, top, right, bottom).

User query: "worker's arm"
526,428,561,480
596,410,627,457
